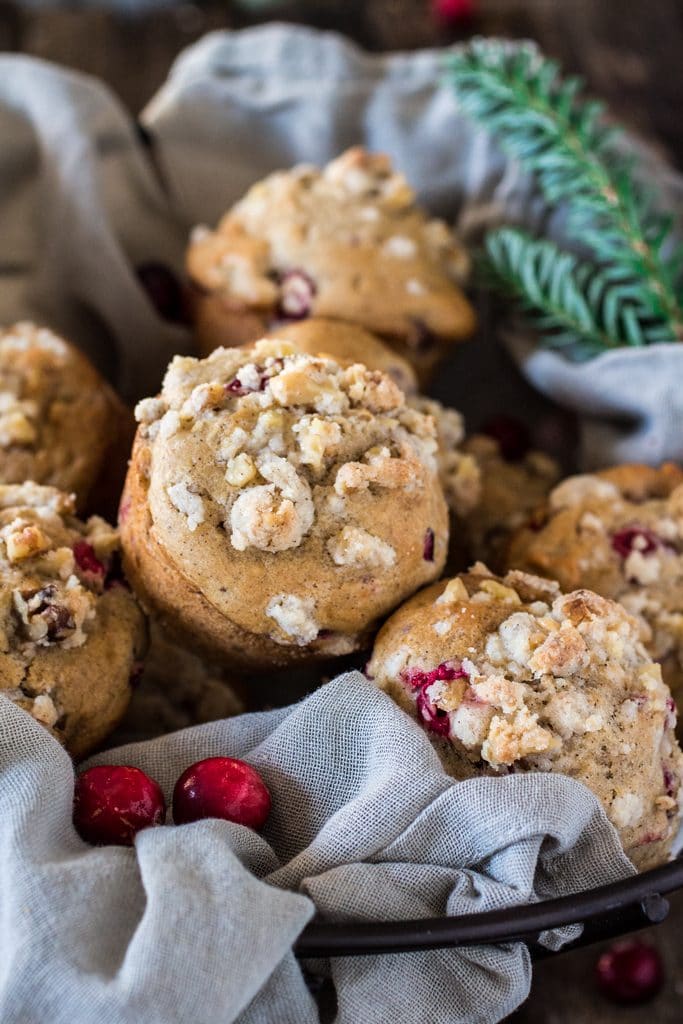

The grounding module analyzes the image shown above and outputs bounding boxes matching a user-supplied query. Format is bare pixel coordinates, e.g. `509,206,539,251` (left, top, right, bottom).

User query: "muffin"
0,483,146,757
368,565,683,870
506,464,683,695
186,147,476,382
262,318,418,396
112,622,244,745
0,322,133,514
120,336,448,669
409,399,560,570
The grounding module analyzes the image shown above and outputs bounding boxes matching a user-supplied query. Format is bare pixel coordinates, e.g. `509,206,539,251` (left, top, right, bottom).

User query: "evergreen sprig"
447,40,683,353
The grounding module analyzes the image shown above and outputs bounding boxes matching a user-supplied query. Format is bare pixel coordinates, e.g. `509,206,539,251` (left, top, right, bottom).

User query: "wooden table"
2,1,683,1019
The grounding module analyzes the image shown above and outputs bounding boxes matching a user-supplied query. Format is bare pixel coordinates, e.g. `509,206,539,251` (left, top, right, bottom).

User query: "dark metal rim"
294,855,683,959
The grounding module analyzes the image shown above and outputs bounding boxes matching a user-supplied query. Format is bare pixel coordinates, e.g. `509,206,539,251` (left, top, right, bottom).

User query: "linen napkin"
0,672,634,1024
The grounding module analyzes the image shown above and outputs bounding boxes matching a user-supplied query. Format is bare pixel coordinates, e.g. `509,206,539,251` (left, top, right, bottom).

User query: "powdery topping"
138,338,439,556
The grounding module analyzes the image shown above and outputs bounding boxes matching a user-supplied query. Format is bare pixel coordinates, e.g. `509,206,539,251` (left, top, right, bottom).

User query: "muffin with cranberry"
0,483,145,757
186,147,476,383
120,335,448,670
262,318,418,396
505,464,683,695
0,322,133,514
368,565,683,870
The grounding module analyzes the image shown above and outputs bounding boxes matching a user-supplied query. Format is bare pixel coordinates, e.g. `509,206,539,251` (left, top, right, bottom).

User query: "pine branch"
447,40,683,349
481,228,674,357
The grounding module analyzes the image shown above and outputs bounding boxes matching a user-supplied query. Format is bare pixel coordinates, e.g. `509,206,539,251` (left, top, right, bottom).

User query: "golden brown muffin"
262,319,418,396
0,483,146,757
505,464,683,695
0,323,133,515
368,565,683,870
186,147,476,383
120,336,448,670
112,621,244,744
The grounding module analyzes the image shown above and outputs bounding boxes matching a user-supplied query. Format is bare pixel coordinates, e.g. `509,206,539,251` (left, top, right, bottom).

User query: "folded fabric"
0,672,634,1024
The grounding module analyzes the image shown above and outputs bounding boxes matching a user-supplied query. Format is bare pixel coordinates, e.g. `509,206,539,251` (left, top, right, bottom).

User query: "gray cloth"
0,672,634,1024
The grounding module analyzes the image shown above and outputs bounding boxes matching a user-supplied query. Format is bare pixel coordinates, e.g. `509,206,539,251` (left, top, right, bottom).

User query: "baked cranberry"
136,262,187,324
73,540,105,578
73,765,166,846
409,318,437,353
595,940,664,1004
403,662,468,691
481,415,531,461
172,757,271,830
225,366,267,397
611,525,661,559
277,270,316,320
416,685,451,736
423,528,435,562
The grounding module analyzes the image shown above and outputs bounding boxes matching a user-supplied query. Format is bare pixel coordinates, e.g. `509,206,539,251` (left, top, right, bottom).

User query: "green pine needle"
482,228,672,356
447,40,683,354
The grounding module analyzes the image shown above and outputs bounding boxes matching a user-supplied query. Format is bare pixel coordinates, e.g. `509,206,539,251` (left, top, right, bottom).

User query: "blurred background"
3,1,683,1021
1,0,682,173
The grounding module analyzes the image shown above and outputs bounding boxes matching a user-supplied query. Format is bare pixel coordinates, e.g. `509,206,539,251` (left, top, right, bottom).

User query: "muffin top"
506,464,683,668
0,482,143,747
368,565,682,867
133,336,448,647
186,147,475,346
0,323,127,505
262,319,419,396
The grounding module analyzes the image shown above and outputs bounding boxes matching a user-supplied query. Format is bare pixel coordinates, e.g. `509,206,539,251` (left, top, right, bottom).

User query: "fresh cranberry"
72,540,105,578
481,415,531,461
277,270,316,320
172,757,271,830
595,940,664,1004
611,525,661,559
423,528,435,562
403,663,469,738
136,262,187,324
225,366,267,397
73,765,166,846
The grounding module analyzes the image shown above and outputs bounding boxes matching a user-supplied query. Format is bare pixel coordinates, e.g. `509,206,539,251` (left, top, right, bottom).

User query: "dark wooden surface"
2,0,683,1019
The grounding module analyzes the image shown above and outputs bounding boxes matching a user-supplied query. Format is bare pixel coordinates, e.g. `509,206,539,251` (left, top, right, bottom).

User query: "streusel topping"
506,463,683,692
134,337,448,647
369,565,683,868
0,483,124,732
186,147,475,349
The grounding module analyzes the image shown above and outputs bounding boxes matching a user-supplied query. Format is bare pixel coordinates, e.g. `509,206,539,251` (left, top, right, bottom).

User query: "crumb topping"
0,483,123,730
507,465,683,684
138,338,440,556
185,147,473,343
369,566,682,852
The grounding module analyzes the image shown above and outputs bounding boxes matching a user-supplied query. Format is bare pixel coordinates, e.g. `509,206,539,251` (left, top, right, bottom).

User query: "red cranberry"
277,270,316,320
225,366,267,397
136,262,187,324
73,540,105,578
595,940,664,1004
404,662,468,737
172,757,271,830
403,662,468,691
481,415,531,462
423,528,435,562
73,765,166,846
432,0,475,25
415,685,451,736
611,526,661,559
